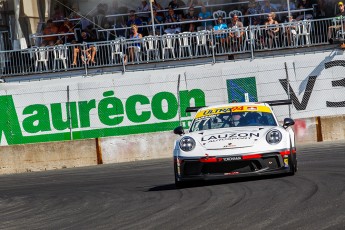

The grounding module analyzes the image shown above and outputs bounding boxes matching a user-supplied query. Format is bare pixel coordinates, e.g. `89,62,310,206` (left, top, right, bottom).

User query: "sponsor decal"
201,132,260,142
0,89,206,145
223,156,242,161
195,105,271,119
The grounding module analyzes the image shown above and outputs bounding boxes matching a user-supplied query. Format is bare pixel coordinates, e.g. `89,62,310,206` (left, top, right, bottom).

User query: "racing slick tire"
288,153,297,176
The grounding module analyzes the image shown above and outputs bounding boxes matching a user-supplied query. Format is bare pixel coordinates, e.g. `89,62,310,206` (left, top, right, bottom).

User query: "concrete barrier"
101,131,176,163
321,116,345,141
0,115,344,174
0,139,97,174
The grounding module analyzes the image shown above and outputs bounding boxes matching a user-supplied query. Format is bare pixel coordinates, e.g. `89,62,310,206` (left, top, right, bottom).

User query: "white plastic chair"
110,38,125,64
34,46,49,71
53,45,68,71
296,20,311,46
143,35,160,62
161,34,176,60
229,10,243,22
178,32,193,58
213,10,227,20
195,30,209,56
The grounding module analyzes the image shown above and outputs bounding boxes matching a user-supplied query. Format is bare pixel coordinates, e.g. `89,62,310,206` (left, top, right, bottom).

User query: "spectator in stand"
328,1,345,43
69,4,81,19
261,0,277,14
127,10,143,34
314,0,326,18
72,31,97,65
152,0,164,18
42,19,59,46
197,6,213,31
284,15,297,46
52,4,65,21
152,0,163,10
246,0,262,25
168,0,184,17
281,0,297,20
183,6,198,32
228,14,244,51
265,12,279,48
296,0,313,20
213,16,228,48
148,9,164,35
137,0,150,23
164,8,181,34
58,18,75,44
187,0,201,14
128,24,143,63
168,0,179,10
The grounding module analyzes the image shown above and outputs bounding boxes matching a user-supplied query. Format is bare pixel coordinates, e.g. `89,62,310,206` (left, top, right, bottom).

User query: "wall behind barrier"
1,50,345,146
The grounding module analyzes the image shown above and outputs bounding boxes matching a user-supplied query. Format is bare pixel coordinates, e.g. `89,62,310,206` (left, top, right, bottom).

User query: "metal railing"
0,17,338,78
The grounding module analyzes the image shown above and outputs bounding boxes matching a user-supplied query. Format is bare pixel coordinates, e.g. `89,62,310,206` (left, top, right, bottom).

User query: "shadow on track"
148,173,291,191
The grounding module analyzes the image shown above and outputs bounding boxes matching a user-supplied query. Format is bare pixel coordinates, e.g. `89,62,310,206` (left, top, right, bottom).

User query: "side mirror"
283,118,295,128
173,126,185,135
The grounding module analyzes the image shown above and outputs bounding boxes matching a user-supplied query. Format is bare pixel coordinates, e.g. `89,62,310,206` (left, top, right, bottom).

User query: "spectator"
72,31,97,65
127,10,143,34
197,6,213,31
42,19,59,46
148,9,164,35
328,1,345,43
164,8,181,34
168,0,184,17
284,15,297,46
281,0,297,20
69,4,81,19
296,0,313,20
137,0,150,22
213,16,228,48
52,4,65,21
265,12,279,48
58,18,75,44
183,7,198,32
152,0,163,10
128,24,143,63
228,14,244,51
188,0,200,7
246,0,262,25
261,0,277,14
168,0,179,10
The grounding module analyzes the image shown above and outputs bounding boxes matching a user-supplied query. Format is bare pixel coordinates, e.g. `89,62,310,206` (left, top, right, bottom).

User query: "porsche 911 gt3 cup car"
173,101,297,187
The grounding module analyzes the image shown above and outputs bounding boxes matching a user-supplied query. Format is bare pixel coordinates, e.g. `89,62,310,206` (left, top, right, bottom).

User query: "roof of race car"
194,102,273,119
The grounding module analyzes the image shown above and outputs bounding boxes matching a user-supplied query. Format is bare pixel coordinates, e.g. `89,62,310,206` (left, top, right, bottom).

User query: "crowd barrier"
0,17,341,78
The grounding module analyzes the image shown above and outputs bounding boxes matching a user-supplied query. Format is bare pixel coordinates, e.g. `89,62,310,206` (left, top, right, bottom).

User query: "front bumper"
175,151,295,181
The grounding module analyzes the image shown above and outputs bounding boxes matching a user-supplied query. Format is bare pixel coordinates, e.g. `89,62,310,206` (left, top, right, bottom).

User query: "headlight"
266,130,282,144
179,136,196,151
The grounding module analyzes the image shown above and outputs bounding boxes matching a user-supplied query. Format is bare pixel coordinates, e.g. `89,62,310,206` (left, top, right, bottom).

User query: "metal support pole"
67,85,73,140
150,0,155,36
284,62,291,118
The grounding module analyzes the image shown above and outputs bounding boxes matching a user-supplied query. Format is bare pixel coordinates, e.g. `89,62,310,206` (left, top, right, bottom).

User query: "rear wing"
185,99,292,113
185,106,205,113
261,99,292,106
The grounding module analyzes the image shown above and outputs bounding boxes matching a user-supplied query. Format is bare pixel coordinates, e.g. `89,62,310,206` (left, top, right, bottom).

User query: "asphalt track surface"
0,141,344,230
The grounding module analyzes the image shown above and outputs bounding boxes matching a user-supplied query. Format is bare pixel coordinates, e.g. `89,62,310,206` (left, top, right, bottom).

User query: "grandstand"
0,0,343,82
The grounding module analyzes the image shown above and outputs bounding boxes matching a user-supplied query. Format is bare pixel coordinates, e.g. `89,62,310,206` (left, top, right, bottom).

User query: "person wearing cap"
328,1,345,43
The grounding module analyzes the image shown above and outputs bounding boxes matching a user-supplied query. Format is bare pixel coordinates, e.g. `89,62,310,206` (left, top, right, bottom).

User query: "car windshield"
189,111,277,132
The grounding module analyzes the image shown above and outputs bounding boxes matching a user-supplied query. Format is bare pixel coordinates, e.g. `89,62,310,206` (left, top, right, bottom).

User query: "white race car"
173,101,297,187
